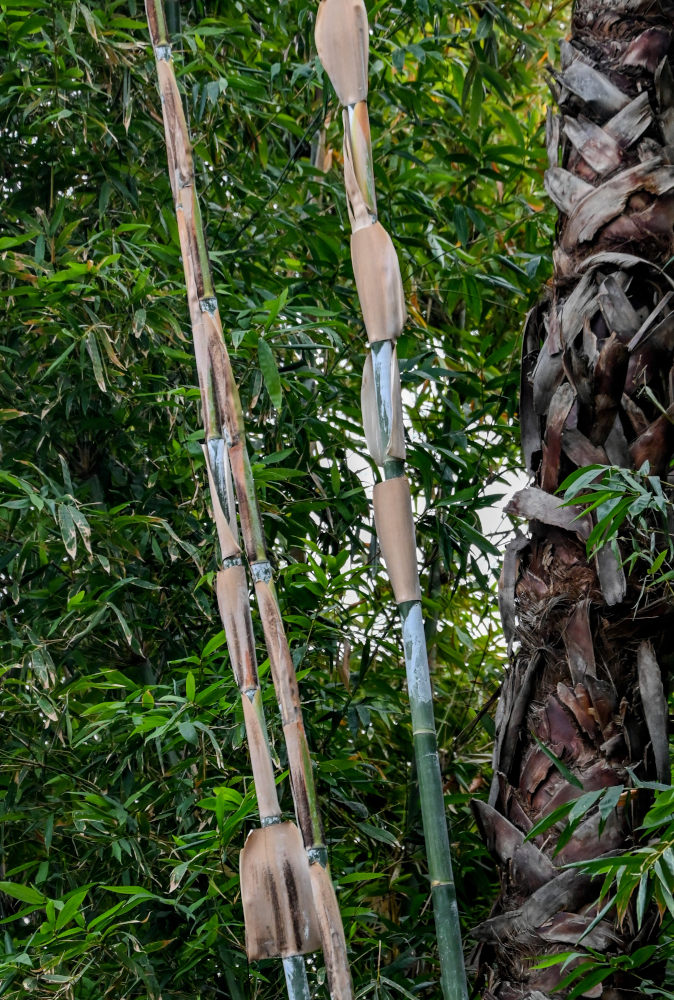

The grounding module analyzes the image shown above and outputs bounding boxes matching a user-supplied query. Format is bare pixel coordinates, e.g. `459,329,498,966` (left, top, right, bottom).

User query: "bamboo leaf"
598,784,624,830
637,872,650,928
70,506,92,555
0,883,46,906
55,887,89,931
263,286,288,329
109,603,135,648
356,822,399,847
257,337,283,409
567,966,612,1000
58,504,78,559
531,733,583,789
178,720,199,745
85,331,107,393
202,630,226,658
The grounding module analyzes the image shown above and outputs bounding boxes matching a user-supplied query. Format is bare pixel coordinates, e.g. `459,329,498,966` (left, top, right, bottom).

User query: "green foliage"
0,0,562,996
560,464,674,590
528,778,674,998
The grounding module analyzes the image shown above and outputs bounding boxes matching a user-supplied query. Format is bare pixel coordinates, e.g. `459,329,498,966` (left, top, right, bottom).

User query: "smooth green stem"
164,0,180,37
200,366,219,441
237,445,267,563
369,344,467,998
193,195,215,298
399,601,468,1000
370,339,393,448
207,438,234,524
283,955,312,1000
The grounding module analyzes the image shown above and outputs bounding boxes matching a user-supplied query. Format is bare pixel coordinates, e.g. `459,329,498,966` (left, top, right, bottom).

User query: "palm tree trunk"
476,1,674,996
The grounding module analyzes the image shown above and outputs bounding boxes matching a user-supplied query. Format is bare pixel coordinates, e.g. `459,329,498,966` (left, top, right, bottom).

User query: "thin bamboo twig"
145,4,353,998
315,3,469,998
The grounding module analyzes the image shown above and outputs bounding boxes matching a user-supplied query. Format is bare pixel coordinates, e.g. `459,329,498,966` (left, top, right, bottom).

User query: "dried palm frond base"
475,526,673,997
477,1,674,993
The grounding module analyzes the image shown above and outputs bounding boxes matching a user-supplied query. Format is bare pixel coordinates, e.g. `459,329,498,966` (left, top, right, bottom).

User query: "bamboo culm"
146,2,306,994
145,4,353,998
315,3,468,997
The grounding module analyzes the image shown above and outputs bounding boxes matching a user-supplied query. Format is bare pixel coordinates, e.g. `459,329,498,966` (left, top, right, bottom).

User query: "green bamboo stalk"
315,3,468,997
145,6,353,998
283,955,312,1000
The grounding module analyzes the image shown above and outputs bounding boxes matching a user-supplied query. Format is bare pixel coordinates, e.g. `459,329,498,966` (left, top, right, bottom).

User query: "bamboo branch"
315,2,469,997
145,5,353,997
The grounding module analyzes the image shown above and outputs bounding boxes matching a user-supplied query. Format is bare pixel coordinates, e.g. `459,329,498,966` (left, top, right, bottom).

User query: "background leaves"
0,0,565,996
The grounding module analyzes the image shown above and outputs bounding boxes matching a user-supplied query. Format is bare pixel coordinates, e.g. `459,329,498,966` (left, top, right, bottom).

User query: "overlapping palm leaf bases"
315,3,469,998
145,2,352,997
476,1,674,996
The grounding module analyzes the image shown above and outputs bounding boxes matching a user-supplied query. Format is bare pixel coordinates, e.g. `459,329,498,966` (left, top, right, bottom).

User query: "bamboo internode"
315,2,469,997
145,3,354,998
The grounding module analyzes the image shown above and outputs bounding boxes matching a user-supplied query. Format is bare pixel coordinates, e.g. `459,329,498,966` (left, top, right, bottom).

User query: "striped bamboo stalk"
315,4,468,999
145,5,353,998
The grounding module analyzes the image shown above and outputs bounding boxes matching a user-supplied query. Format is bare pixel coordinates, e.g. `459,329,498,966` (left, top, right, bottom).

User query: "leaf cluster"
527,777,674,998
560,464,674,595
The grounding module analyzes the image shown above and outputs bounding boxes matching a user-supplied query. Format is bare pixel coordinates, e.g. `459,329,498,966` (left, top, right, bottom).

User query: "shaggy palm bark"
474,2,674,997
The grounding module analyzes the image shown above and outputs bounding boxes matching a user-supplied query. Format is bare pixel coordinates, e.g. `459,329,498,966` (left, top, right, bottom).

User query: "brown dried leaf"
604,90,652,148
562,427,609,468
541,383,576,493
545,167,593,213
562,600,596,683
595,543,627,607
638,640,670,783
591,332,629,445
560,60,631,117
563,116,622,175
629,402,674,474
597,274,642,339
563,158,674,248
498,533,529,652
472,800,557,890
556,682,600,741
506,487,592,540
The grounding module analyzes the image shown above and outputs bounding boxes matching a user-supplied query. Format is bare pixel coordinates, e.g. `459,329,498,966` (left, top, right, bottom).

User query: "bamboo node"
221,555,242,569
261,815,282,827
252,560,273,583
154,43,171,61
199,296,218,315
307,846,328,867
